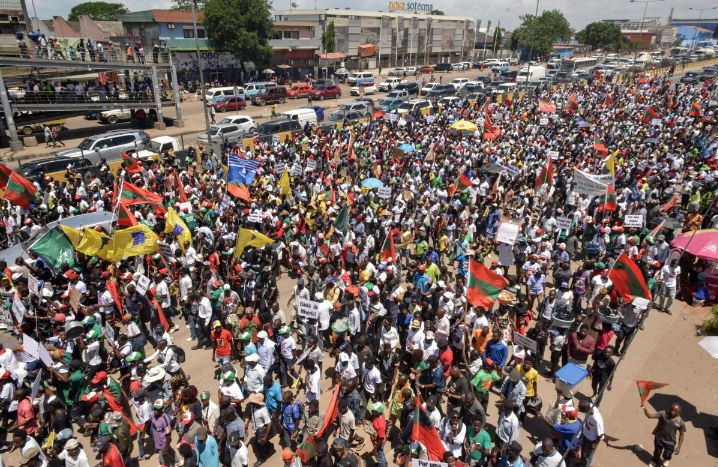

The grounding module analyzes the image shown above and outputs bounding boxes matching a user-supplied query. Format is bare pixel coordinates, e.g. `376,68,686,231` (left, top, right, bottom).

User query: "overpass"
0,54,183,151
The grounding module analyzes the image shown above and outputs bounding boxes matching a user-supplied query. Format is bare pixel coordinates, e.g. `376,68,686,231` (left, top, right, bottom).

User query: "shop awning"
316,52,346,59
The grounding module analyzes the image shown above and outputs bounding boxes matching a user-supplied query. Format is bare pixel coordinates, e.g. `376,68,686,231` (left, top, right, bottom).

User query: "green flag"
29,226,78,270
333,205,349,233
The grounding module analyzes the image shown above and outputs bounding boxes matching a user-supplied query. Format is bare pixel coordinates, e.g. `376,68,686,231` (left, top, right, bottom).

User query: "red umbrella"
671,229,718,261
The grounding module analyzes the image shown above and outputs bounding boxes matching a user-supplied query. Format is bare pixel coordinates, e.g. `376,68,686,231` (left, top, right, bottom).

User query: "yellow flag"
605,151,616,175
113,224,158,262
279,169,291,197
164,207,192,252
234,227,273,259
76,227,114,261
59,225,82,248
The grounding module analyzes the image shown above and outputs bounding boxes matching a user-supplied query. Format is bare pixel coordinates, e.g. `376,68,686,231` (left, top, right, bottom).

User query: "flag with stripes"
228,154,259,185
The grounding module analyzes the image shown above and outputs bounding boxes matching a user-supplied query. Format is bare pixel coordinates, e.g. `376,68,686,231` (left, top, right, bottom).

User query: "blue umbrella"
361,178,384,188
399,143,415,153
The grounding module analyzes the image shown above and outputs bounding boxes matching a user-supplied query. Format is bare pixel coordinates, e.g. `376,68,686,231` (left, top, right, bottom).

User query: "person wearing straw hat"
245,393,272,466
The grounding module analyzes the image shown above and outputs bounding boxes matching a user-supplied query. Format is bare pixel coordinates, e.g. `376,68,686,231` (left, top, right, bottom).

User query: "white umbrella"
263,69,275,74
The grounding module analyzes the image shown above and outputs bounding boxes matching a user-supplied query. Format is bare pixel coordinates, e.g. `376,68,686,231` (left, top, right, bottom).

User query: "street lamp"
629,0,665,67
524,0,540,88
191,0,212,144
688,7,717,49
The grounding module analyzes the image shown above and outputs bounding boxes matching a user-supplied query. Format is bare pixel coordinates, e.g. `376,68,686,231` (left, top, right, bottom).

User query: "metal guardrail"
9,90,164,105
8,44,175,65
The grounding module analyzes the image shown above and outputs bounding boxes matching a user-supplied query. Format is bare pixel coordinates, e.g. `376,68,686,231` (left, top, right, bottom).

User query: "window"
183,28,194,38
197,29,205,38
283,30,299,40
272,31,281,40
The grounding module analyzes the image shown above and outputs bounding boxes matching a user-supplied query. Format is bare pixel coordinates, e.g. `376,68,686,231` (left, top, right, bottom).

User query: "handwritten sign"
505,165,521,178
398,118,407,127
650,118,662,127
586,172,615,187
0,306,13,328
496,222,520,245
159,243,175,262
540,117,549,125
557,216,572,231
624,215,643,228
274,162,285,174
247,212,263,223
298,298,320,320
272,135,280,145
28,275,39,296
573,169,608,196
306,159,317,170
377,187,392,199
632,296,650,310
513,331,537,352
105,322,115,346
425,115,437,123
12,294,25,324
548,150,559,160
136,275,151,296
31,372,43,399
69,287,81,313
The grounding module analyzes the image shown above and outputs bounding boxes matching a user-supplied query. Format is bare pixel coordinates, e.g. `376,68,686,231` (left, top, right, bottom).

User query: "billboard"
381,16,393,49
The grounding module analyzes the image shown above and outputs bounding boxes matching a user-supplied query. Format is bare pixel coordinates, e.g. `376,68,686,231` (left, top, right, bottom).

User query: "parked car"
56,129,150,165
328,110,368,123
300,105,324,122
388,67,407,76
98,109,132,124
385,90,410,101
376,98,405,113
475,76,493,84
197,123,245,145
396,99,433,114
680,72,700,84
353,97,376,107
350,84,377,95
438,96,461,108
314,78,334,86
287,84,313,99
337,102,372,114
212,96,247,112
426,84,456,98
250,86,288,106
394,82,419,95
216,115,256,133
435,63,452,72
451,63,465,71
450,78,469,90
420,82,439,95
18,156,102,183
501,70,518,82
419,65,435,73
378,78,404,92
309,84,342,100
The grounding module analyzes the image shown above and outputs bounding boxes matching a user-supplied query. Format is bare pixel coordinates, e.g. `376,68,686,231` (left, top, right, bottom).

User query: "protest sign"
377,187,392,199
298,298,320,319
136,275,151,296
247,212,263,223
557,217,572,231
28,275,39,296
513,331,537,352
497,222,520,245
573,169,608,196
624,215,643,228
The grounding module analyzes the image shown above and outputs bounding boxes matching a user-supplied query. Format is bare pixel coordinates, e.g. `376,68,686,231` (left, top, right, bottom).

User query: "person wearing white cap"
243,354,265,393
59,438,90,467
256,331,275,375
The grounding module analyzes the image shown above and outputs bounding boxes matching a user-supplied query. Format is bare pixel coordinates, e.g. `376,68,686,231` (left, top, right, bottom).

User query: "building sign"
389,2,434,11
171,51,255,71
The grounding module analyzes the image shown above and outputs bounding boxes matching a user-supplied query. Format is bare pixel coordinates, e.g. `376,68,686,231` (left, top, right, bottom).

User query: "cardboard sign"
247,212,263,223
159,242,175,261
477,117,485,127
504,165,521,178
513,331,537,352
69,287,81,313
632,296,650,310
651,118,662,127
306,159,317,170
624,215,643,228
425,115,437,123
398,118,407,127
12,293,25,324
0,306,13,328
377,187,392,199
496,222,520,245
105,322,115,346
291,164,303,177
136,275,151,296
412,460,448,467
28,275,39,296
298,298,320,320
37,344,52,367
548,150,559,160
274,162,286,174
557,216,572,231
31,372,43,399
272,135,280,145
386,113,399,122
403,190,413,202
540,117,549,125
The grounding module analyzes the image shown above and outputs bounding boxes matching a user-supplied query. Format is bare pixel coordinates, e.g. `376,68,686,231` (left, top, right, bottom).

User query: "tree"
430,10,445,15
170,0,196,11
321,21,336,53
203,0,274,68
575,22,628,52
493,28,502,50
67,2,129,21
510,9,572,57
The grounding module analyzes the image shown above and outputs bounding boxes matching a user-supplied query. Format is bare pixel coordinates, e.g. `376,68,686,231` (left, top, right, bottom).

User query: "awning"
316,52,346,59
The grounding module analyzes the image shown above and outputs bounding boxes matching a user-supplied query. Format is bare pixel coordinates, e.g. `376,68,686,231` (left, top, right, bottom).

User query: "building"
270,20,321,79
31,15,122,49
675,25,714,48
273,8,476,70
602,17,676,48
603,17,662,32
0,0,29,36
670,16,718,38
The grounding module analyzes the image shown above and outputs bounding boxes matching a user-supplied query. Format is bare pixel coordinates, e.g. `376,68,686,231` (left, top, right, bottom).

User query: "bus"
670,47,688,57
560,57,599,73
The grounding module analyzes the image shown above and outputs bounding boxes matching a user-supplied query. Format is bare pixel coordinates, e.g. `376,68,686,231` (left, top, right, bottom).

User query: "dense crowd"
0,65,713,467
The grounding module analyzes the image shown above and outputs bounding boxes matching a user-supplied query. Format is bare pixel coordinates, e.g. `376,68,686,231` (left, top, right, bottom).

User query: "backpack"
168,345,186,364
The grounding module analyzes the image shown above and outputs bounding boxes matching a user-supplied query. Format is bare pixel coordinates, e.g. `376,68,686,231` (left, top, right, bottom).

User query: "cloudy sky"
38,0,718,31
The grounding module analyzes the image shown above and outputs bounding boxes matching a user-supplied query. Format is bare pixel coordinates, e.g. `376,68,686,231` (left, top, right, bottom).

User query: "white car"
350,84,377,96
420,82,439,95
388,67,407,76
451,63,465,71
378,78,404,91
450,78,469,90
217,114,256,133
405,66,417,75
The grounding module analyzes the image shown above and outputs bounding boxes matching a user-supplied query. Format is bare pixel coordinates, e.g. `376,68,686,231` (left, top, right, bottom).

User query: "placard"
0,306,13,328
31,372,43,399
247,212,263,223
632,296,650,310
272,135,280,145
496,222,520,245
28,275,39,296
540,117,549,125
159,242,175,261
37,344,52,367
513,331,537,352
398,118,407,127
12,293,25,324
548,150,559,160
306,159,317,170
624,215,643,228
69,287,81,313
573,168,608,196
274,162,286,174
504,165,521,178
105,322,115,346
377,187,392,199
477,117,485,127
425,115,437,123
651,118,662,127
136,275,151,296
412,460,448,467
557,216,572,231
298,298,320,319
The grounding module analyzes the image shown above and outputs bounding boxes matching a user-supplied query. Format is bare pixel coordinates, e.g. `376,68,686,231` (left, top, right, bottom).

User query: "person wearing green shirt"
465,417,492,464
471,360,501,412
415,238,428,260
181,210,198,231
425,258,440,283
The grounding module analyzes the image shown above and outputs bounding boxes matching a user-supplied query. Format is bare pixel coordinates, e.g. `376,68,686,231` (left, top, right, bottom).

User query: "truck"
133,136,194,165
516,66,546,82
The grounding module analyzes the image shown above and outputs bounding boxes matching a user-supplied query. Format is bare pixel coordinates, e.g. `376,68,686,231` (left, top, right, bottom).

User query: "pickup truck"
133,136,193,164
378,78,404,92
98,108,154,124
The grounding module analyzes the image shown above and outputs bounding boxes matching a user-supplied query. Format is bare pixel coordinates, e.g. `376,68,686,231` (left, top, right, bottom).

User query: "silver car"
56,129,150,165
197,123,245,145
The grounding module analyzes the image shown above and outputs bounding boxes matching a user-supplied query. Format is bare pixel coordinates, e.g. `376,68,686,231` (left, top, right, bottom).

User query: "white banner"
377,187,392,199
247,212,263,223
540,117,549,125
412,460,448,467
28,275,39,296
586,172,615,187
573,168,608,196
298,298,320,319
624,215,643,228
496,222,520,245
548,150,559,160
513,331,537,352
651,118,662,127
136,275,151,296
504,165,521,178
557,217,572,231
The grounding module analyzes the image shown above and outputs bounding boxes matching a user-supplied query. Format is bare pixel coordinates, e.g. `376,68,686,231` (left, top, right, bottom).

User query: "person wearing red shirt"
437,339,454,378
211,320,234,364
94,436,124,467
11,389,37,435
368,402,387,467
239,308,261,344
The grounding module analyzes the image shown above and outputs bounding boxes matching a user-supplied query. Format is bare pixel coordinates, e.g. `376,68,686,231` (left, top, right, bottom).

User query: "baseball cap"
212,320,222,329
425,331,435,340
220,371,236,381
153,399,165,409
369,402,385,413
410,319,421,329
245,354,259,363
257,330,268,339
332,437,347,447
228,431,242,447
94,436,111,452
180,411,195,425
91,371,108,384
507,441,523,454
196,426,208,441
282,448,294,460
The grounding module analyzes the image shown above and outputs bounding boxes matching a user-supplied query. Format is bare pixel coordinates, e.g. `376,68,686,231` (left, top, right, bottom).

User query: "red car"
212,97,246,112
287,84,313,99
309,84,342,100
419,65,434,73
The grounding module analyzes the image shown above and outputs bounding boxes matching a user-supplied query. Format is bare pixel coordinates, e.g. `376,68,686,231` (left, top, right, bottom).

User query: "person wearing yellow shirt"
516,359,539,423
399,225,414,268
425,257,440,283
437,233,449,266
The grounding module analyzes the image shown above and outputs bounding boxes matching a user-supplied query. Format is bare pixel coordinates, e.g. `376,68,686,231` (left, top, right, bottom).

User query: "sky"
36,0,718,32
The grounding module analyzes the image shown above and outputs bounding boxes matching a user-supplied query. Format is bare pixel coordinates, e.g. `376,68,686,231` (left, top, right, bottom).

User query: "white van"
347,72,375,85
281,108,318,128
605,54,618,62
516,66,546,82
204,86,245,103
244,82,276,99
491,61,510,72
496,82,518,94
547,59,562,69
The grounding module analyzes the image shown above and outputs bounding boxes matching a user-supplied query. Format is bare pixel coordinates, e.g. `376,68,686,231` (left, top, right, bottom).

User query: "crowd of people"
0,62,713,467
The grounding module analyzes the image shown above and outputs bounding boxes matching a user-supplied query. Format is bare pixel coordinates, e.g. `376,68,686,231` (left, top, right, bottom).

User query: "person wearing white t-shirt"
58,439,90,467
578,400,604,467
531,438,566,467
229,436,249,467
657,259,681,314
361,360,382,399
